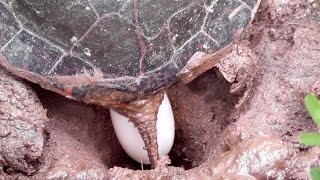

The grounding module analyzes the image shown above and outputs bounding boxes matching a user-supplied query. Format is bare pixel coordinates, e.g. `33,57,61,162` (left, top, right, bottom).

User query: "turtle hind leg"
114,92,164,168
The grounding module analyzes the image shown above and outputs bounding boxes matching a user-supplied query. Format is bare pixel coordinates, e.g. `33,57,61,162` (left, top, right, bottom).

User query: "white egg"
109,93,175,164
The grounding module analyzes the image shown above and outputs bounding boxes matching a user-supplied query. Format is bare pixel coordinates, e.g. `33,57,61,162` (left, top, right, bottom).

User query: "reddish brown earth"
1,0,320,179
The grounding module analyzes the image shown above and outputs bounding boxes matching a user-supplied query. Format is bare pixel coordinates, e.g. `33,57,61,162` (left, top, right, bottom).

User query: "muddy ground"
1,0,320,179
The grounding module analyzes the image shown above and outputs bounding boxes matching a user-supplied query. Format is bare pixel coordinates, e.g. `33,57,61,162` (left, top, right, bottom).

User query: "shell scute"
51,55,95,76
2,30,62,75
0,0,260,101
73,15,141,77
203,0,252,47
0,2,20,47
11,0,97,50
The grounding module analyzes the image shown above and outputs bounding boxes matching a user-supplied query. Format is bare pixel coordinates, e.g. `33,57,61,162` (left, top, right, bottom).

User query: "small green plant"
311,168,320,180
300,93,320,180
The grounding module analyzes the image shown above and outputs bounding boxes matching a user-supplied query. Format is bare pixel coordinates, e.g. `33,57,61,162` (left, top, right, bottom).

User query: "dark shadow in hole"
168,68,241,170
3,166,9,174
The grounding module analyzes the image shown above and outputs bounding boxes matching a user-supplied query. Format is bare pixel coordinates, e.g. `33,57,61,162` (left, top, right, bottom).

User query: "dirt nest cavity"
1,0,320,179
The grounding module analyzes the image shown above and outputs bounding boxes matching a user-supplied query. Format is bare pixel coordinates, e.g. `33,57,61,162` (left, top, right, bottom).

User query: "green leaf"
299,133,320,146
304,93,320,126
311,167,320,180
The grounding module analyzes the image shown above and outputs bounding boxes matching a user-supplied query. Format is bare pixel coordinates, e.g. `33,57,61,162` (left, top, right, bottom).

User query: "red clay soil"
1,0,320,179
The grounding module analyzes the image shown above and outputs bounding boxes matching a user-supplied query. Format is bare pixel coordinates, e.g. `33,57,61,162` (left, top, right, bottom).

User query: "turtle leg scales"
113,92,164,168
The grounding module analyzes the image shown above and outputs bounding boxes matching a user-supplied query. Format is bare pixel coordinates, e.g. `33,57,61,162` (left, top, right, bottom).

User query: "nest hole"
32,67,241,172
3,166,10,174
167,68,241,169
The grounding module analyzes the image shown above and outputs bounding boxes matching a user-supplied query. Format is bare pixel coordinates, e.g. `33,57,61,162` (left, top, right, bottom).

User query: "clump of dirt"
1,0,320,179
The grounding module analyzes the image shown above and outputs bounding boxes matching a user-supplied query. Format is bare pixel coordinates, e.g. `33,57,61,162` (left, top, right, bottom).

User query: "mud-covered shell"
0,0,259,105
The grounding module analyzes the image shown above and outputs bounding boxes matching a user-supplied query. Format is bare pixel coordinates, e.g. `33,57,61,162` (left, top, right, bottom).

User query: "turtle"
0,0,261,169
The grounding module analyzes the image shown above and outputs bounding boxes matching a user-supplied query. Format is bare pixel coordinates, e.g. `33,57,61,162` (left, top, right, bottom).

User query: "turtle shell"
0,0,259,105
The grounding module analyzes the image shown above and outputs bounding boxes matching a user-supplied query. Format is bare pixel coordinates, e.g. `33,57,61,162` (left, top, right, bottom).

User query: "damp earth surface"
1,0,320,179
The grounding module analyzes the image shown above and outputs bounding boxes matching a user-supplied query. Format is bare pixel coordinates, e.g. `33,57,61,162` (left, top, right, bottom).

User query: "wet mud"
1,0,320,179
